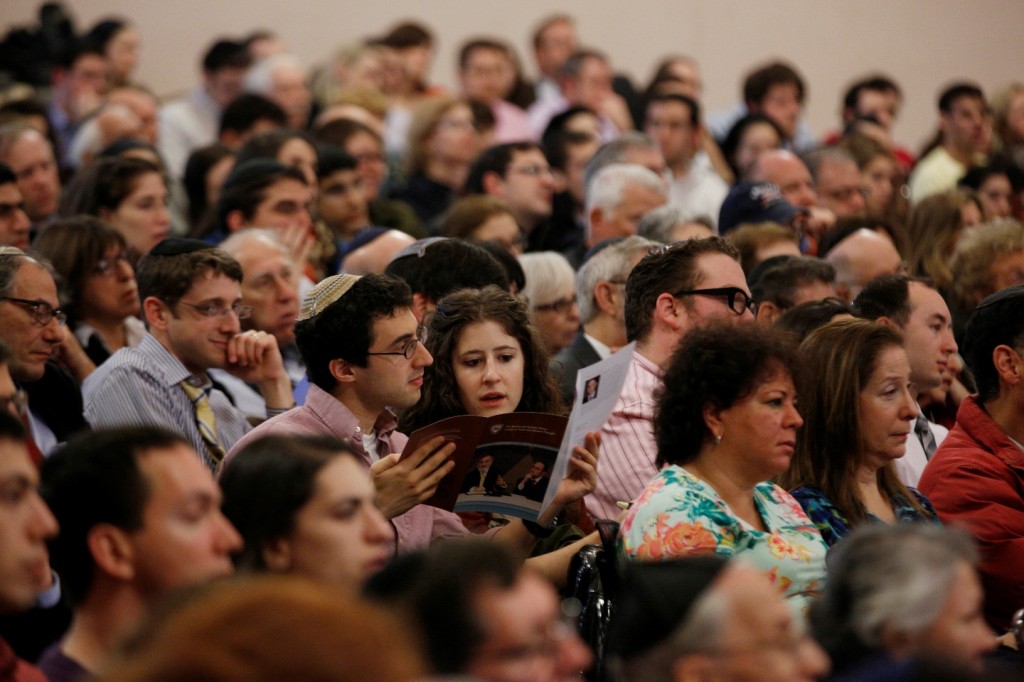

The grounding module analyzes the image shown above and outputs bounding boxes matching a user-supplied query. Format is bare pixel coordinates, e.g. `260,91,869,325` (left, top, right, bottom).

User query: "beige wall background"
6,1,1024,151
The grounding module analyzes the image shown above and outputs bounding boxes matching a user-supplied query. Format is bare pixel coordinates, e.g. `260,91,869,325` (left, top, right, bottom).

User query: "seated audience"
519,251,581,355
0,125,62,231
0,163,32,249
920,285,1024,631
823,227,904,302
718,113,783,181
553,235,656,403
83,239,294,469
59,156,171,262
607,558,829,682
32,216,144,366
906,188,983,295
726,222,801,275
779,319,940,547
748,255,836,326
439,195,524,255
620,323,828,609
0,411,58,680
958,162,1019,221
182,143,235,228
104,575,423,682
366,539,592,682
38,427,241,680
589,237,754,519
810,524,996,677
774,296,853,341
854,275,959,486
393,98,481,227
949,219,1024,343
221,434,392,586
636,205,714,243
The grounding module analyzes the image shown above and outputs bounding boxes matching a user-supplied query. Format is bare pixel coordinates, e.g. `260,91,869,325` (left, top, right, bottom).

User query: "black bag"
563,519,620,682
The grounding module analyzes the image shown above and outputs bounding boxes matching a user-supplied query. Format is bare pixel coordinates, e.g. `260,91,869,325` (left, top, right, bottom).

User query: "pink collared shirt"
588,350,663,519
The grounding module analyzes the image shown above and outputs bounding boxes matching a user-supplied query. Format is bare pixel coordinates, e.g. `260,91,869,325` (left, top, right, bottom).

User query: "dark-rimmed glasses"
0,297,67,327
673,287,758,316
366,325,427,360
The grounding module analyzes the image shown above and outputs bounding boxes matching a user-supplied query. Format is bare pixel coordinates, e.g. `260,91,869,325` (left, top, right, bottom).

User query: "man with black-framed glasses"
83,239,294,470
589,236,754,519
0,249,88,459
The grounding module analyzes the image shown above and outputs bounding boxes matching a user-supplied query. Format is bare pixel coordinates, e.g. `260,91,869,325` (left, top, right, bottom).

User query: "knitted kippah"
298,274,361,321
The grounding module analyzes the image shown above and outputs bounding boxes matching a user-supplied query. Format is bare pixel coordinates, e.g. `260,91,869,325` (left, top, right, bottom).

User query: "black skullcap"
976,284,1024,310
221,158,290,191
606,556,729,661
148,238,215,257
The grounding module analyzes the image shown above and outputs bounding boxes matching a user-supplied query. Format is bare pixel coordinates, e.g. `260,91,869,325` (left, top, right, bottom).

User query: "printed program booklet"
399,342,636,521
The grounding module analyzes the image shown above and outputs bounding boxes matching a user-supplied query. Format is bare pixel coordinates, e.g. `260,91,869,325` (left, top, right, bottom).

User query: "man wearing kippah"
83,239,294,470
228,273,599,584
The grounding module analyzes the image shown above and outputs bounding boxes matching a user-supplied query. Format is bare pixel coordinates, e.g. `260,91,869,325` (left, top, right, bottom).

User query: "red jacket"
919,395,1024,631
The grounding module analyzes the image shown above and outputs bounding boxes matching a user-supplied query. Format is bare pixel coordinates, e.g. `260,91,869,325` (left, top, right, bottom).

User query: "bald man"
825,228,903,302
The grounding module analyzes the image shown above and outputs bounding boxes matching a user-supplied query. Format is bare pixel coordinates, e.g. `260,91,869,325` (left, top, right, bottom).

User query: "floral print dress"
789,485,940,548
620,465,828,611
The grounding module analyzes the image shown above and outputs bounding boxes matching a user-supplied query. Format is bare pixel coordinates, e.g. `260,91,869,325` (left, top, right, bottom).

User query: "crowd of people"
3,4,1024,681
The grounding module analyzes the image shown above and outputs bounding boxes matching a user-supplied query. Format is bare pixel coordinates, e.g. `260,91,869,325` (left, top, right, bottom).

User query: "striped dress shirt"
588,350,663,520
83,333,250,470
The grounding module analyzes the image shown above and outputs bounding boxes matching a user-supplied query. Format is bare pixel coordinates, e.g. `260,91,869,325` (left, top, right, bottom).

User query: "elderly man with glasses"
83,239,293,470
0,248,89,459
588,236,755,519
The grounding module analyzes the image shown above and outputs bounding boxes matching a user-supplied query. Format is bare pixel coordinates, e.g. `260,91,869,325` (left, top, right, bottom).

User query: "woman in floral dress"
620,324,827,611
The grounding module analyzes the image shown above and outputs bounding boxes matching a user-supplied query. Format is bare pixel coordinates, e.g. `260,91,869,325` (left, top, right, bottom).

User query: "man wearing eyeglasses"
465,142,556,252
0,249,88,458
83,239,294,470
588,236,754,519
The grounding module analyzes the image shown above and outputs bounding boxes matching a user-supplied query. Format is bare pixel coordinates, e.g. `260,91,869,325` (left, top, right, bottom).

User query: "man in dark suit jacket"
0,250,89,457
461,454,508,495
551,235,657,404
515,461,550,502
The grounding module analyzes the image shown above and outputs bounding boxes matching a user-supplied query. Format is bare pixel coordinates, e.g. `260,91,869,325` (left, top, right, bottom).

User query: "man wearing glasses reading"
83,239,294,470
0,248,88,458
588,236,755,519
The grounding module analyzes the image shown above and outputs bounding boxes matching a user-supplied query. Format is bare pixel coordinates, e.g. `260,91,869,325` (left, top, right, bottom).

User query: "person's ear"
593,281,619,317
653,292,687,333
411,293,434,323
261,537,292,572
993,344,1024,386
756,300,782,326
702,402,726,443
587,207,604,246
481,170,505,198
878,622,915,660
143,296,170,330
88,523,136,582
330,357,356,384
875,315,899,331
550,167,569,194
225,209,246,232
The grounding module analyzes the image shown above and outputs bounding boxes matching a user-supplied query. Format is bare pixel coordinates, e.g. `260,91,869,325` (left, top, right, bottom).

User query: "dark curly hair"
296,274,413,391
654,323,802,468
400,286,562,433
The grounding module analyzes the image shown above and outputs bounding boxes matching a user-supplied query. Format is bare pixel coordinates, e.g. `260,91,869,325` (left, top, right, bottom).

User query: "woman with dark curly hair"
401,285,564,430
777,319,939,547
619,323,827,610
400,285,599,533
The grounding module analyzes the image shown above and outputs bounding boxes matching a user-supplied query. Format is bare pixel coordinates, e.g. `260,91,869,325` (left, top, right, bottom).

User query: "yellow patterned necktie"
180,380,227,465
